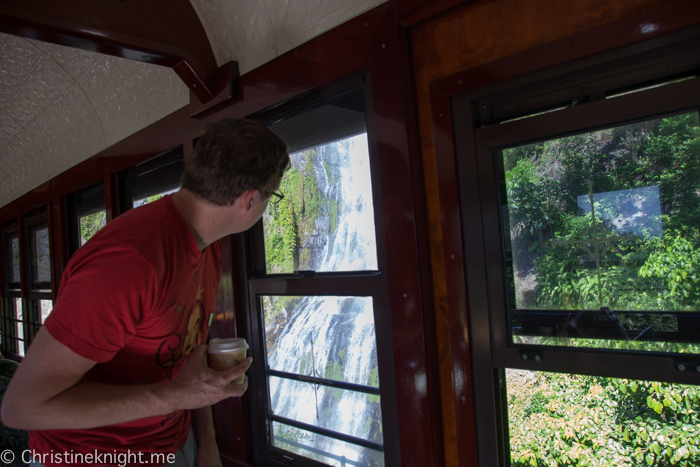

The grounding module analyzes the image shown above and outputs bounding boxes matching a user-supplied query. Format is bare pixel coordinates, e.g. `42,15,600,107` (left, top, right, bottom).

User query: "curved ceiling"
0,0,386,208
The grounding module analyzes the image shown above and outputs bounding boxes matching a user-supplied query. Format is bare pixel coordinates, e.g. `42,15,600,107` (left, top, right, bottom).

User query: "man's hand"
167,345,252,412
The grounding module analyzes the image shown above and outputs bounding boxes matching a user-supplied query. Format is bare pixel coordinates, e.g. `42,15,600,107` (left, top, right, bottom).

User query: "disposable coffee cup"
207,338,249,383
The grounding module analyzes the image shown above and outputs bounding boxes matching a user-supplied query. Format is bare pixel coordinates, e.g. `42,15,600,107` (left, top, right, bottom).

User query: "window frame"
24,209,52,337
67,181,107,256
119,146,185,214
446,26,700,467
1,220,24,358
2,221,20,293
25,209,51,296
239,76,401,467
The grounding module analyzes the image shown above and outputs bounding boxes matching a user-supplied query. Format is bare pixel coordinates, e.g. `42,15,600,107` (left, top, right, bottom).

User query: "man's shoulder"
89,197,178,249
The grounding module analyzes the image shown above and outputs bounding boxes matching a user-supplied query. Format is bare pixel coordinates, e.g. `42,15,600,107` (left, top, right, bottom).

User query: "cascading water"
267,134,384,467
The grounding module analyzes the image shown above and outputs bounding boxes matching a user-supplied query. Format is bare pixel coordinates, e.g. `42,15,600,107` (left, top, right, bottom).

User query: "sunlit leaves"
508,371,700,466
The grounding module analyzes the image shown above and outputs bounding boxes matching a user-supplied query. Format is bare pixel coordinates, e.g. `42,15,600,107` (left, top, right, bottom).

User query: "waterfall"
267,134,384,467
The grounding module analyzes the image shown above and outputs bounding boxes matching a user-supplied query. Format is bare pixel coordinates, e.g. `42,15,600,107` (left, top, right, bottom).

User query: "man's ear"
240,189,258,211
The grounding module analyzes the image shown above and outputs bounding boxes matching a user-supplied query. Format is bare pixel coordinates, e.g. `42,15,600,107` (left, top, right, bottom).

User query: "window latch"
294,270,317,277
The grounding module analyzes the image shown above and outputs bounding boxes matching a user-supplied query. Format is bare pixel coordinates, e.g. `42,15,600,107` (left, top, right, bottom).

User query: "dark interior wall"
407,0,697,465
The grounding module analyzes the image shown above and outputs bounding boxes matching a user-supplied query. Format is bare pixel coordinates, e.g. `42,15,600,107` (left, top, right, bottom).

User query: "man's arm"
0,327,252,430
191,406,223,467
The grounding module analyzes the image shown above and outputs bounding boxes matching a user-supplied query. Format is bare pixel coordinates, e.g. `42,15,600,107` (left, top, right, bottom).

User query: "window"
25,209,52,335
245,82,395,467
2,298,26,357
2,221,23,356
451,30,700,466
3,223,20,292
69,181,107,254
120,148,184,211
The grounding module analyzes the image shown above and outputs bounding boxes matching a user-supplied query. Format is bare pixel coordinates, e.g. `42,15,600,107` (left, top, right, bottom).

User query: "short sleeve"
44,243,157,363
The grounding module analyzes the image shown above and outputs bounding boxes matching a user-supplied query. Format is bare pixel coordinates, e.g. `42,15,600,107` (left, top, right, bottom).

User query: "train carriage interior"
0,0,699,466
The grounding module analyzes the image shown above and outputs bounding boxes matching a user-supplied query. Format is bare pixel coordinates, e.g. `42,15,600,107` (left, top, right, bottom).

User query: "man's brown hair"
181,118,290,205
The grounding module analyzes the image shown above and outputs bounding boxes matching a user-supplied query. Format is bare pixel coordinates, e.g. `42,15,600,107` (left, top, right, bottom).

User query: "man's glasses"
267,190,284,205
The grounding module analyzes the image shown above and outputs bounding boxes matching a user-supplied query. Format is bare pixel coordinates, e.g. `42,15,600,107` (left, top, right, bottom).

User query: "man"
1,118,290,467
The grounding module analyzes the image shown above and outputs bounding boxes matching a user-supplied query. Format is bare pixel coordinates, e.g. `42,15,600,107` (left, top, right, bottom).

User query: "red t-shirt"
30,195,222,466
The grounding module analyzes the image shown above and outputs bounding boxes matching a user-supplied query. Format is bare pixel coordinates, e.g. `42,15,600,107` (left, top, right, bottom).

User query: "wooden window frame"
238,74,401,467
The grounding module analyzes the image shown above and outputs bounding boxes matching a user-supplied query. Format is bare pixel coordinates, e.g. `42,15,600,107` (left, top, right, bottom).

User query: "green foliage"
366,366,380,404
264,150,327,273
639,234,700,309
79,210,106,245
505,112,700,312
504,111,700,467
325,359,343,382
509,371,700,467
507,159,563,255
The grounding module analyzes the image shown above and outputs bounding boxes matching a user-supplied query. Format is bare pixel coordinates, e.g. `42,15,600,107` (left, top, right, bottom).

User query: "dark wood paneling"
210,235,250,462
429,84,480,467
0,0,218,100
48,198,67,299
368,5,440,467
190,62,240,119
105,175,120,224
396,0,474,26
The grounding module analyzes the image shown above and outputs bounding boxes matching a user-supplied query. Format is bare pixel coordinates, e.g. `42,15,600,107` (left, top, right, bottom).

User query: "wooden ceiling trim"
0,0,219,102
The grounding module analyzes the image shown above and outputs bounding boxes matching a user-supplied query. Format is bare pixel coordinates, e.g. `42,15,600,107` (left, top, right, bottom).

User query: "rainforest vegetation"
264,149,339,274
504,111,700,466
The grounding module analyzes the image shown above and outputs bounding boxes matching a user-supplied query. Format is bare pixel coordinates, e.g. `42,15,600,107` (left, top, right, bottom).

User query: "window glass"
79,212,106,245
14,297,25,357
263,295,383,465
133,188,179,208
269,376,382,443
29,220,51,286
40,299,53,324
507,369,700,466
500,111,700,352
76,184,106,246
272,421,384,467
264,295,379,386
130,156,183,208
263,134,377,274
4,232,20,287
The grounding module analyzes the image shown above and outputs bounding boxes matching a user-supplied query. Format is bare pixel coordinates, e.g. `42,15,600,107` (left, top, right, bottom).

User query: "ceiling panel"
0,0,387,208
0,33,189,208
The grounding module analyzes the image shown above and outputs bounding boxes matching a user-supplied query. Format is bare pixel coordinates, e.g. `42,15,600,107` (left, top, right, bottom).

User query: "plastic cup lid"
207,337,249,354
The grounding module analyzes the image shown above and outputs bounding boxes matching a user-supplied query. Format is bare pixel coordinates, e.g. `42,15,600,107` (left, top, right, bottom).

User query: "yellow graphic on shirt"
182,300,204,357
155,287,209,381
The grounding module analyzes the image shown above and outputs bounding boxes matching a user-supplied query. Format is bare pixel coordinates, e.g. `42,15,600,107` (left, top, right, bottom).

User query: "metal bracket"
675,359,700,373
519,350,543,362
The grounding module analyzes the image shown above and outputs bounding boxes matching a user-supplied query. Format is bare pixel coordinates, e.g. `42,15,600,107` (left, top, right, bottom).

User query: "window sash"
248,280,389,462
466,78,700,384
